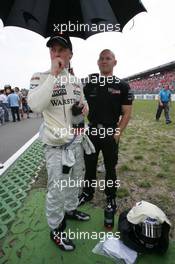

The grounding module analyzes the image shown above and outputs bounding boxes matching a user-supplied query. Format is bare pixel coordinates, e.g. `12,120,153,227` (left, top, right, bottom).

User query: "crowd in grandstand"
129,70,175,94
0,85,30,125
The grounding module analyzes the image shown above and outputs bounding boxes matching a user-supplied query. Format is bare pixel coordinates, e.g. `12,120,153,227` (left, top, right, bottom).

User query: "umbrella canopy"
0,0,147,39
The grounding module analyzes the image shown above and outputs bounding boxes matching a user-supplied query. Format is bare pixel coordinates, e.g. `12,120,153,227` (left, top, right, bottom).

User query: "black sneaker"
106,197,117,213
78,192,93,206
166,120,172,124
66,210,90,221
50,229,75,251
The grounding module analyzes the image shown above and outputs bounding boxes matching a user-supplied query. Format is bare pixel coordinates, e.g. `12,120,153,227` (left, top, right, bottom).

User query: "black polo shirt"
84,74,133,127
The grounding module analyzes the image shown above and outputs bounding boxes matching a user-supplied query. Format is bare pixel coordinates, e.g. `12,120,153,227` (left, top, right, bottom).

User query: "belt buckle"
97,124,103,129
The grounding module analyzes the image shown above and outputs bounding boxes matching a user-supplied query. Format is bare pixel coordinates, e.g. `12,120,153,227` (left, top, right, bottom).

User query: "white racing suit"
28,69,95,230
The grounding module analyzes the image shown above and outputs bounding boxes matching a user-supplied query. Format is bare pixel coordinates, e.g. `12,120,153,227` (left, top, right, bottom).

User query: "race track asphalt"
0,114,43,163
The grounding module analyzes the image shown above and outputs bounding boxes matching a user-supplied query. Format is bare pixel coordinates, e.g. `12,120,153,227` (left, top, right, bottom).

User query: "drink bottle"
104,205,114,228
71,101,84,129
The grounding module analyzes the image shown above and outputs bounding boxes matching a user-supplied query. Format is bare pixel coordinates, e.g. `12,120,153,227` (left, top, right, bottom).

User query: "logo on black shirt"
108,88,121,94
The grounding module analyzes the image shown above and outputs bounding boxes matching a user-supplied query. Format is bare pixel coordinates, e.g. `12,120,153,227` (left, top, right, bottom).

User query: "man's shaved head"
99,49,116,60
98,49,117,76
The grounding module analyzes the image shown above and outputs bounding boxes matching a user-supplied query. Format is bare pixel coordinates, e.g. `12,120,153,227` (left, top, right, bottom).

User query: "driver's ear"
69,52,73,60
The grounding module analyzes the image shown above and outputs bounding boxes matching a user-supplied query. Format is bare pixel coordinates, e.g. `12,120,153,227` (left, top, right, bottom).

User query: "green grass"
150,161,157,166
117,187,130,198
134,155,144,160
136,181,152,188
118,164,131,172
118,100,175,239
156,172,167,178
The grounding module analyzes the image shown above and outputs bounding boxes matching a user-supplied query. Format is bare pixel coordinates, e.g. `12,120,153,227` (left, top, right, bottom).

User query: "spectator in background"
156,80,172,124
15,87,23,118
22,95,30,118
0,104,4,125
8,90,20,122
0,89,9,122
4,85,12,96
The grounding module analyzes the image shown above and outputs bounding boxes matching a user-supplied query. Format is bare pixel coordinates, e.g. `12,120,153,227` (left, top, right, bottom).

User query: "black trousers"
11,107,20,122
156,102,170,122
83,130,119,198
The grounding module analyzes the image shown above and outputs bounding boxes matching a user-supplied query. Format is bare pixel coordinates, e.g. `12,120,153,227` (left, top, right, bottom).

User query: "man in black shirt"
79,49,133,211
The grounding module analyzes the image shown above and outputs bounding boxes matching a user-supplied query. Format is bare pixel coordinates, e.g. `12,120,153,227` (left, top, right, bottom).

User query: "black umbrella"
0,0,147,39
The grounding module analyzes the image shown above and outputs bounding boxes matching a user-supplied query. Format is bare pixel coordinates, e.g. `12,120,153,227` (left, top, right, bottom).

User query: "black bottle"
71,101,84,128
104,205,114,228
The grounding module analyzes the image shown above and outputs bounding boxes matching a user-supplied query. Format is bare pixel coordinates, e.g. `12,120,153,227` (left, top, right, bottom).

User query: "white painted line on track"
0,133,39,177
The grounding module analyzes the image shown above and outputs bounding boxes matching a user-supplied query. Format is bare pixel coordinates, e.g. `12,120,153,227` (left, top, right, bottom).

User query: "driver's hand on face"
51,57,65,77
